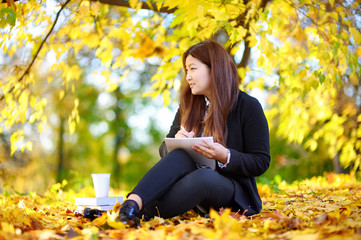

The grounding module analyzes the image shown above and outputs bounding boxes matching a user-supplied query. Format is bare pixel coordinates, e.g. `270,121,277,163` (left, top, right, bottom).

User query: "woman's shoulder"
231,90,266,121
237,90,263,108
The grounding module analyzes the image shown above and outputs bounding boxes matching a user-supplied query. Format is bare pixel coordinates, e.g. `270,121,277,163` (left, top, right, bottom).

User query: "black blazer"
159,90,270,216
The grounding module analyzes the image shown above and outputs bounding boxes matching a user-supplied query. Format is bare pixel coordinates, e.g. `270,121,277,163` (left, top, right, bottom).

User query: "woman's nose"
186,72,191,81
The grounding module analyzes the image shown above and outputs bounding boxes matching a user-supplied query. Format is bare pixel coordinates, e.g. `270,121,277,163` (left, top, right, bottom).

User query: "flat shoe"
119,200,141,228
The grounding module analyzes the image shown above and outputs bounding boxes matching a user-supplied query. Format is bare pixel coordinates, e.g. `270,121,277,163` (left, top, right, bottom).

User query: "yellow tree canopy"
1,0,360,169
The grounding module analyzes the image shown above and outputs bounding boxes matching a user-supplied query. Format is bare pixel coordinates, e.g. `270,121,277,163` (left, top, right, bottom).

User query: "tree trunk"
332,152,349,174
111,88,123,187
56,116,65,183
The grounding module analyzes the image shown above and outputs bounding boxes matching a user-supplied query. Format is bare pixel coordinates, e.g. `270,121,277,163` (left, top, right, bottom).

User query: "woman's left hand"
192,140,228,163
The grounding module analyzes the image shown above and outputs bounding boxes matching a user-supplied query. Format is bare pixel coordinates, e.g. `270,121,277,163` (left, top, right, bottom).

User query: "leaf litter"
0,172,360,239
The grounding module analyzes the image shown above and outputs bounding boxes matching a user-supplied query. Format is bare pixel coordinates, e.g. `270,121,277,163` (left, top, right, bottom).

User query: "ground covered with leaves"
0,172,360,240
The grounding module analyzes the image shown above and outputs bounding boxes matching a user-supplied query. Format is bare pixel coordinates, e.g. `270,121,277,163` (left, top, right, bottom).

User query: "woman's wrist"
219,147,229,164
218,148,230,168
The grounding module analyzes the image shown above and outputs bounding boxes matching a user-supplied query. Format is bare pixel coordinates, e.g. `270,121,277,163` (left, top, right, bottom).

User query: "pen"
180,125,194,138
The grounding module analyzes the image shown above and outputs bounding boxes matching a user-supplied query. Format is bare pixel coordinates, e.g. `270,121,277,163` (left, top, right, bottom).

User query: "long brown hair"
179,40,239,146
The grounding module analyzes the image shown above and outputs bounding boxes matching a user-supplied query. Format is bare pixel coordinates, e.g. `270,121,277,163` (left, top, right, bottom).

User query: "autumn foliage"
1,1,361,238
0,173,360,239
1,0,361,176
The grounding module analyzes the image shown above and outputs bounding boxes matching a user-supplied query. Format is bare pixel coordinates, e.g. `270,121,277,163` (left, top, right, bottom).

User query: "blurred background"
1,0,360,194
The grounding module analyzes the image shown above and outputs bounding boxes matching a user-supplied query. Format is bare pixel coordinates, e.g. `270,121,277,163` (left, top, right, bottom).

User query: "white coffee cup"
91,173,110,198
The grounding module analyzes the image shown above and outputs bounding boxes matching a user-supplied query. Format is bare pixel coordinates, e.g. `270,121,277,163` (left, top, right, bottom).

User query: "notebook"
75,196,123,206
76,205,114,211
164,137,216,170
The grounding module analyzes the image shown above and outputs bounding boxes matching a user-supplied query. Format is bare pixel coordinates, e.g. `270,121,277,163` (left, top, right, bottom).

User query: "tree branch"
1,0,177,13
91,0,176,14
0,0,71,101
236,0,271,70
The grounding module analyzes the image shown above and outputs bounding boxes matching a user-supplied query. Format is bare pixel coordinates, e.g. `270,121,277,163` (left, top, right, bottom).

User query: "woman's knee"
163,149,195,167
188,169,234,194
166,149,191,159
182,169,220,189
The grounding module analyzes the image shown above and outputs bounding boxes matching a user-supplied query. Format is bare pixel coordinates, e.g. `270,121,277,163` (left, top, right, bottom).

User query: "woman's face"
185,55,211,99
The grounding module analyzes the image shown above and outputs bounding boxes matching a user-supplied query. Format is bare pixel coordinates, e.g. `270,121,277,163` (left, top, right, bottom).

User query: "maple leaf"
106,210,126,230
1,173,361,239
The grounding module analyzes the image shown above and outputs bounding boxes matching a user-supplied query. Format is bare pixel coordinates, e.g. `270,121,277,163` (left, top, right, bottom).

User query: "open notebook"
164,137,216,170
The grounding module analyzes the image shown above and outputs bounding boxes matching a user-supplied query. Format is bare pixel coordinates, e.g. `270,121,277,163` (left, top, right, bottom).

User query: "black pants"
130,149,235,219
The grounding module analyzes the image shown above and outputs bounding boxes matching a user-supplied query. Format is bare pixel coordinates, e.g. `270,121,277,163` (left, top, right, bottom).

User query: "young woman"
118,40,270,227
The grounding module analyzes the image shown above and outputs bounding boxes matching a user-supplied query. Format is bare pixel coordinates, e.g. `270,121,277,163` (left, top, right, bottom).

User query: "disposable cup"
91,173,110,198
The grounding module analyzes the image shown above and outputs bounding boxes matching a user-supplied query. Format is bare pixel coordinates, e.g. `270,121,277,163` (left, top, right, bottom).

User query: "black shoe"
119,200,141,228
83,208,102,221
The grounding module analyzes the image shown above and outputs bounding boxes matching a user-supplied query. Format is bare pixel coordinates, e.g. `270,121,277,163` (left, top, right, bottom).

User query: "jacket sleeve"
221,98,271,177
159,109,181,158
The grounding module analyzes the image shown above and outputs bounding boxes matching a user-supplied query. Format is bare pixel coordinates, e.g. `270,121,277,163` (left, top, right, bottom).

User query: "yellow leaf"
107,210,127,229
10,130,24,155
25,141,33,151
356,46,361,57
350,27,361,44
91,3,100,16
59,90,65,100
91,213,108,226
68,120,76,134
8,44,17,57
156,1,163,11
74,98,79,108
136,1,142,10
246,78,265,90
129,0,138,9
196,5,204,18
1,222,16,235
210,208,233,230
305,138,318,151
106,82,118,92
79,2,89,15
162,90,171,106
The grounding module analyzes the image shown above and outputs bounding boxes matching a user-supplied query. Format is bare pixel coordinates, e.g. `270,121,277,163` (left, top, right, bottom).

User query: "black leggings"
130,149,235,219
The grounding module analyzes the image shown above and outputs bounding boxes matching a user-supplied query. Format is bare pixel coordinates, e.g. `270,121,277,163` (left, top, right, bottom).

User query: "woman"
118,40,270,227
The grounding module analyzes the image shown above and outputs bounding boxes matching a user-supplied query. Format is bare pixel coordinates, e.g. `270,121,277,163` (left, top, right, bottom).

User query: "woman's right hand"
175,127,195,138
